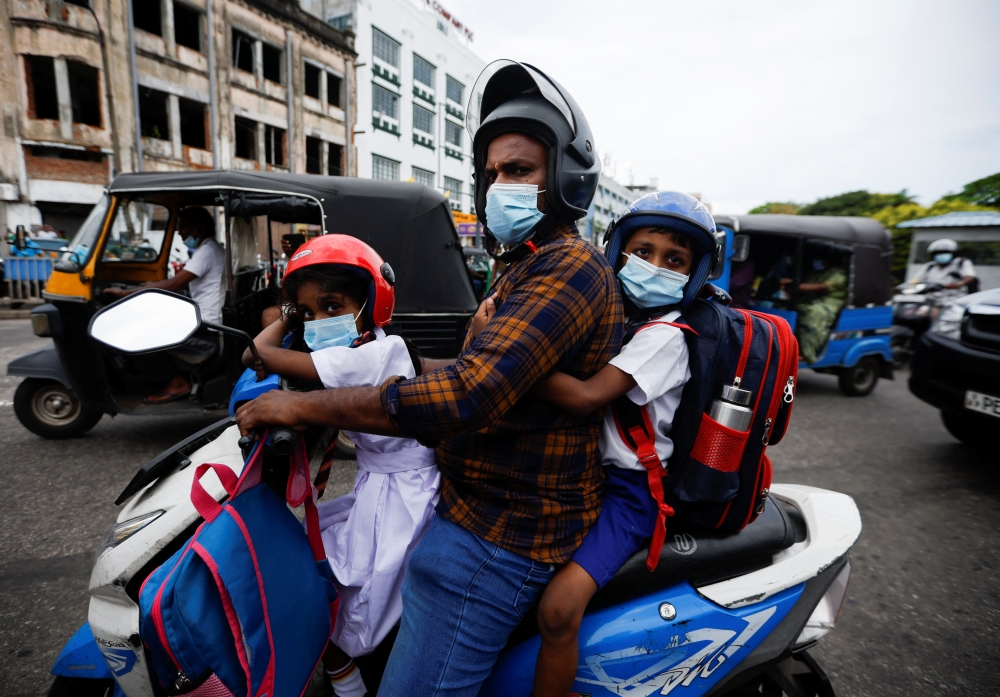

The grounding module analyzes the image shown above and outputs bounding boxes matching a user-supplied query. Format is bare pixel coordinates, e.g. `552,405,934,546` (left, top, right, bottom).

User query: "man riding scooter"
103,207,225,403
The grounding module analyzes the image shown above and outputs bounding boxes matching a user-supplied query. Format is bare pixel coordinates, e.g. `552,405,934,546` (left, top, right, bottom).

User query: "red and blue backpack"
138,433,338,696
612,288,798,571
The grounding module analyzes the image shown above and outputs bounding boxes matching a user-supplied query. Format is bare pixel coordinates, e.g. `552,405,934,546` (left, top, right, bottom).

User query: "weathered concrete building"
0,0,357,237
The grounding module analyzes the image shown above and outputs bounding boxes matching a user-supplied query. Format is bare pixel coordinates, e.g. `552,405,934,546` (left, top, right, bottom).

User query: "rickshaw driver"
779,249,848,364
103,207,225,403
235,61,621,697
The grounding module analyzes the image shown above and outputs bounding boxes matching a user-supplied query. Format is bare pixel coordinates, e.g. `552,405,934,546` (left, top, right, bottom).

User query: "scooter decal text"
575,606,777,696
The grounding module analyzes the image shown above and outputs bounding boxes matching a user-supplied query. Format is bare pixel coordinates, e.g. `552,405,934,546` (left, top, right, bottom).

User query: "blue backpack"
612,293,799,571
139,434,338,696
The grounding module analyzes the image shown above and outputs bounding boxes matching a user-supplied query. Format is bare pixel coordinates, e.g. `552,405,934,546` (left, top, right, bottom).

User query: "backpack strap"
612,398,674,572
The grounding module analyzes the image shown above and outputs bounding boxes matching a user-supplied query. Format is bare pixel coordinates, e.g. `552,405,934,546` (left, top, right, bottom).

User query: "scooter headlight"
794,561,851,648
931,304,964,341
96,510,165,561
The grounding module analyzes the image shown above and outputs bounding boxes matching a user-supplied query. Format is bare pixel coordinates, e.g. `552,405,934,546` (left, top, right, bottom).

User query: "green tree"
797,190,913,217
942,172,1000,208
749,202,800,214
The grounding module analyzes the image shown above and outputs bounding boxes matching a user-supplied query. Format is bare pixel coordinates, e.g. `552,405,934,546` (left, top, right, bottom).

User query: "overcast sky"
442,0,1000,213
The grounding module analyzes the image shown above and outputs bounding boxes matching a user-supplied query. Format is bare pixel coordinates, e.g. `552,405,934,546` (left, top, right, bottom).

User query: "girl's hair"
282,264,372,326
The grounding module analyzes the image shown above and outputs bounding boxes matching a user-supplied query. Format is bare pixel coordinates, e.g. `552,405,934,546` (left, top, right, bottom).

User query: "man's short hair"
177,207,216,237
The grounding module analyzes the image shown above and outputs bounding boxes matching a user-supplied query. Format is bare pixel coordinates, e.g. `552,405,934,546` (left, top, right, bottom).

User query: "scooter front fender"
51,622,113,680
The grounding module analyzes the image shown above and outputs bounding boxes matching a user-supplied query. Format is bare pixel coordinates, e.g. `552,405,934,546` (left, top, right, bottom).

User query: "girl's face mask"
303,300,366,351
618,254,689,308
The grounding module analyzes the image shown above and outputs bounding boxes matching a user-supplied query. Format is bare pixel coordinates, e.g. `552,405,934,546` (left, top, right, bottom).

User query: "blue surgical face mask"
184,236,198,250
618,254,689,308
812,259,826,271
934,252,954,265
303,301,366,351
485,184,546,247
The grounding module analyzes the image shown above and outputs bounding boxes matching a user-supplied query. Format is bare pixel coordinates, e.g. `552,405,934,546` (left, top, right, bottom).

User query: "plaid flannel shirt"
381,223,624,563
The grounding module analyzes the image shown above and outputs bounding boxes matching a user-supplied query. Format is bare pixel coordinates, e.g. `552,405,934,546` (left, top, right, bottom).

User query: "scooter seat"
589,498,802,610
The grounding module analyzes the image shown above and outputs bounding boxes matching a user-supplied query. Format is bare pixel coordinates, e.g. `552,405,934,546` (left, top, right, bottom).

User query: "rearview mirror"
732,234,751,263
89,290,201,353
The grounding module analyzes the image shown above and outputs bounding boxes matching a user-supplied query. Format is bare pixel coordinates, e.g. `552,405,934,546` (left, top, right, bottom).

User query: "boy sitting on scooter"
471,191,717,697
242,235,438,697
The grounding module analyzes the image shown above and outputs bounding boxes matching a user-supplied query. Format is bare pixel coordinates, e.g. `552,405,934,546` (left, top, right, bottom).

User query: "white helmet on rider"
927,238,958,265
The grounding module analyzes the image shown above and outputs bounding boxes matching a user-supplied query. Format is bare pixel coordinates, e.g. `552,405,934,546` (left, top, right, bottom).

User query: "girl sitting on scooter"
242,235,438,697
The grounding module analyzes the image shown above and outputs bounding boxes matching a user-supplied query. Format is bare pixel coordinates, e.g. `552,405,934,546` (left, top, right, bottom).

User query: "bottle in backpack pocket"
708,384,754,432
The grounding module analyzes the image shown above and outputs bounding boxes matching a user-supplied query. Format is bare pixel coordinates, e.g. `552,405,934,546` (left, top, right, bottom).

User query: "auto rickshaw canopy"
107,171,478,315
715,214,893,307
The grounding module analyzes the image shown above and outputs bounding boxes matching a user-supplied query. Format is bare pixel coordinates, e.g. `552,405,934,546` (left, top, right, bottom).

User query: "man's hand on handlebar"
235,391,308,436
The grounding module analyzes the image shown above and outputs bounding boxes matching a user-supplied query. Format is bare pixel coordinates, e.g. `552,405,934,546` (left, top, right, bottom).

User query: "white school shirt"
599,311,691,471
311,327,440,657
183,237,226,325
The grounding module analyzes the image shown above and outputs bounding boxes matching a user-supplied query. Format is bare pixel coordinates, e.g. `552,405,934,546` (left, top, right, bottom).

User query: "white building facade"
303,0,485,214
581,173,636,246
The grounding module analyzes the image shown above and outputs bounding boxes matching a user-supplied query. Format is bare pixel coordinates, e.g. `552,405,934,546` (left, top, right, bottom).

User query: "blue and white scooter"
51,290,861,697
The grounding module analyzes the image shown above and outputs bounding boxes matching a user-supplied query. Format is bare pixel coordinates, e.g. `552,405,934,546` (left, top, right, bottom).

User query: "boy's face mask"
618,253,689,308
303,301,366,351
485,184,546,247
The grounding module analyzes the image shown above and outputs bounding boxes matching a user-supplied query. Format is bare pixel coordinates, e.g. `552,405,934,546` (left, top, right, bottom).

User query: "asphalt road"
1,318,999,696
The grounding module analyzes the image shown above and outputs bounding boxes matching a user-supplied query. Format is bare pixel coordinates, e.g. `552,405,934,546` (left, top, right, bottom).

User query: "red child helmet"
283,234,395,327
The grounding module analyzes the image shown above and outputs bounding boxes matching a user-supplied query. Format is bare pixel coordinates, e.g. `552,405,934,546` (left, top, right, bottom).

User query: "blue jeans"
377,516,556,697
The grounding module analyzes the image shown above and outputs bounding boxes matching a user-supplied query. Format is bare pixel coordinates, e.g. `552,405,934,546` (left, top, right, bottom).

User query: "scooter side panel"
482,581,803,697
51,622,112,679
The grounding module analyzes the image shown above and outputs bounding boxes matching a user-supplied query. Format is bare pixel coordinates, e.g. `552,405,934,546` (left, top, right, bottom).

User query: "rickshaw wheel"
13,378,103,439
837,357,880,397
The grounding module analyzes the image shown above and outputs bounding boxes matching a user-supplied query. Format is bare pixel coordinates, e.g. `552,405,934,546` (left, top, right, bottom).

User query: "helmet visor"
467,60,577,140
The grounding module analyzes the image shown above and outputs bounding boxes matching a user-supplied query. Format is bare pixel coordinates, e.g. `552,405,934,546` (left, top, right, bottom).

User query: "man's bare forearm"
421,357,454,372
234,385,400,436
296,386,399,435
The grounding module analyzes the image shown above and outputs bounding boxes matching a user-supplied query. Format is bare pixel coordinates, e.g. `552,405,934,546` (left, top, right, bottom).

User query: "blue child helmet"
603,191,719,308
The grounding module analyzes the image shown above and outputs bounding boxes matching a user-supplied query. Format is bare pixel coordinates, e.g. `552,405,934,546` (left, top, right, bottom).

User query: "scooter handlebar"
271,427,298,456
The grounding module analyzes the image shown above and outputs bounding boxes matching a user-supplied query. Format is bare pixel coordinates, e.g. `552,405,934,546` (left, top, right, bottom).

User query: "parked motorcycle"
891,282,944,368
50,291,862,697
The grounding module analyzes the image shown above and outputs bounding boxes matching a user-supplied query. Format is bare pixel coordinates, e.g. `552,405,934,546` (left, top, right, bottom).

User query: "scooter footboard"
482,581,804,697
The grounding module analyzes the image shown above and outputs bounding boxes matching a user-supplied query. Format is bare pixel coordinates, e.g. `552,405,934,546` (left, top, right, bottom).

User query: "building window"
372,84,398,120
232,29,255,74
234,116,257,159
413,104,434,135
64,0,90,6
412,167,434,187
178,97,206,149
173,1,202,52
305,63,321,99
28,145,103,161
413,54,435,88
25,56,59,120
67,61,101,126
327,73,342,108
329,143,343,176
445,120,462,148
264,125,285,166
444,176,463,210
372,28,399,68
132,0,161,36
372,154,399,181
262,43,283,84
328,14,352,32
306,136,322,174
138,87,169,140
446,75,463,105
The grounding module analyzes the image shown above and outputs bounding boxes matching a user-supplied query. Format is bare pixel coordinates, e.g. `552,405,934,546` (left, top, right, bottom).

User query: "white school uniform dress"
599,310,691,471
311,327,440,657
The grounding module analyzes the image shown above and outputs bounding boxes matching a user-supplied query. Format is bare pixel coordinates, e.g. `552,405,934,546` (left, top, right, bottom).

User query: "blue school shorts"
572,466,659,588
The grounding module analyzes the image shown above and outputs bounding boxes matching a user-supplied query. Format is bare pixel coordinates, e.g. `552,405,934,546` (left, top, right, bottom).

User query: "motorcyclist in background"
905,238,978,300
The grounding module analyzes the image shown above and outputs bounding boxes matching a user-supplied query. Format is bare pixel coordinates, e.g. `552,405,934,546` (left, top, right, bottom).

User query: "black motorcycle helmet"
469,61,601,254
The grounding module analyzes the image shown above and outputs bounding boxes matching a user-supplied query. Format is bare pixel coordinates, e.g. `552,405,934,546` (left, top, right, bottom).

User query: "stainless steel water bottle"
709,384,754,432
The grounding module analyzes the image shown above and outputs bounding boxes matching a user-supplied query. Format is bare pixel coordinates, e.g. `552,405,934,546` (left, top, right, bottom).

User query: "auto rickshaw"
714,214,894,396
8,171,479,439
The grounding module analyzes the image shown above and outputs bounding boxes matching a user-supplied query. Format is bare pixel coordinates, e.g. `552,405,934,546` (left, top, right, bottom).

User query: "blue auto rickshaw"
712,214,894,396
